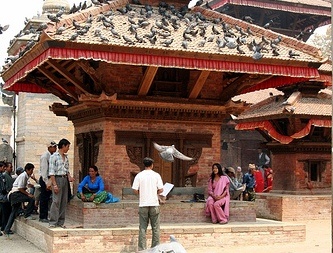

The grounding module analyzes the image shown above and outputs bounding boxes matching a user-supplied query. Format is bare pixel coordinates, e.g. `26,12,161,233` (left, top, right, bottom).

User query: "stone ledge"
255,193,331,221
67,197,256,228
122,187,205,200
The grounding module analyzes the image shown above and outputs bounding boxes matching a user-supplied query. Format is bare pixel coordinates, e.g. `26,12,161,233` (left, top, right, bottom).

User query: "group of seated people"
225,164,273,202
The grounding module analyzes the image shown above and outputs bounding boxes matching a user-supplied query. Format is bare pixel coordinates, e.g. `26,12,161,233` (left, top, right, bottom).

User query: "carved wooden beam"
188,70,210,99
30,76,74,104
47,59,92,95
76,60,103,92
138,66,158,96
38,65,78,100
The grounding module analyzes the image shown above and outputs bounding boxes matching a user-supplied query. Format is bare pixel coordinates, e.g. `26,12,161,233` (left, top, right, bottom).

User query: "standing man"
257,148,270,178
48,138,73,228
3,163,36,236
38,141,57,223
132,157,164,251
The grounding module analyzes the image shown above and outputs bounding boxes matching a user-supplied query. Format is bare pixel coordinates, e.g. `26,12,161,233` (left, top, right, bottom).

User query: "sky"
0,0,82,83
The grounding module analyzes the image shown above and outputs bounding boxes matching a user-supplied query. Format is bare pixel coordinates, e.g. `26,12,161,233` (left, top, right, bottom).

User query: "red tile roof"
235,90,332,121
1,0,326,91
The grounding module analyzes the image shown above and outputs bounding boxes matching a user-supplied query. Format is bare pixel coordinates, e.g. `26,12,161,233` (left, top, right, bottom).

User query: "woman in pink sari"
205,163,230,224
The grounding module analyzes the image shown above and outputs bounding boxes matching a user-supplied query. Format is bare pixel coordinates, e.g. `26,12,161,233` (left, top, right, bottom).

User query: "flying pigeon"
153,142,194,162
0,24,9,34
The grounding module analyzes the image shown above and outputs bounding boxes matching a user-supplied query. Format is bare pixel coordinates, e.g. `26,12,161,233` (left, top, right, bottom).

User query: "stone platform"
255,193,331,221
13,216,306,253
11,193,328,252
67,198,256,228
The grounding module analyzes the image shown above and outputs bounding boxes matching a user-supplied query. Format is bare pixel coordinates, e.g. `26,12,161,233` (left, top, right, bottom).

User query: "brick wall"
15,93,74,174
67,198,256,228
73,119,221,198
271,152,331,193
0,103,13,142
256,194,331,221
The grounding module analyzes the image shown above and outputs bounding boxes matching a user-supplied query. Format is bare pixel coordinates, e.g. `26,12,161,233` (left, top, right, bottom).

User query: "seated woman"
205,163,230,224
77,165,108,204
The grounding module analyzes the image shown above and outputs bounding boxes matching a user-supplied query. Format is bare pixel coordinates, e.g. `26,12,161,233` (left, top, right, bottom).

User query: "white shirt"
132,169,164,207
40,150,51,183
8,171,29,197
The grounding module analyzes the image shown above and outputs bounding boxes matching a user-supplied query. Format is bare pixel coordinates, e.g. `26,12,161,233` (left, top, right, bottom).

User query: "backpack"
0,174,8,202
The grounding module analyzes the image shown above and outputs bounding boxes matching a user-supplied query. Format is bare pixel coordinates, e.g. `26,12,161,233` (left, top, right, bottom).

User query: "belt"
55,174,67,178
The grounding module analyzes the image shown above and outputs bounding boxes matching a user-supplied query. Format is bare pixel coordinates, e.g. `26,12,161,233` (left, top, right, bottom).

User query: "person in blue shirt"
77,165,107,204
242,164,256,201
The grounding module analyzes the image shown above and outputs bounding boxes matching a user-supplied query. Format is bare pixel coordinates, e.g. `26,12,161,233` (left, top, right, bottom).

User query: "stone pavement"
0,219,330,253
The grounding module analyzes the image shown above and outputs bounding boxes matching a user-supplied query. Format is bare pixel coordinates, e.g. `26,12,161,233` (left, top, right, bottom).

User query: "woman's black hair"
210,163,223,182
90,165,100,176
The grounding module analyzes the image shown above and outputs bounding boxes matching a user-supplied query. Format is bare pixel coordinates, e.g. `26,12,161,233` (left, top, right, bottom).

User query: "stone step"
13,216,306,253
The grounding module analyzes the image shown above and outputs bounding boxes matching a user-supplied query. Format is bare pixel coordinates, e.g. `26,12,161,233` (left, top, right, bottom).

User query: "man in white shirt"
3,163,35,236
132,157,164,251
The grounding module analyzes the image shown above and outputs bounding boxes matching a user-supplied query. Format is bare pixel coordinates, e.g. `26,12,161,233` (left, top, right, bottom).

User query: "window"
307,160,321,182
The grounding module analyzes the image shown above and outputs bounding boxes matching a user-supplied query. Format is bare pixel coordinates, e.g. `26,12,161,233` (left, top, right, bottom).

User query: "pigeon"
138,235,187,253
272,49,280,56
161,38,174,47
295,31,304,41
91,0,102,6
47,14,60,23
289,50,300,58
153,142,194,162
56,6,65,18
1,138,8,144
236,45,245,54
243,16,254,23
55,24,66,35
263,19,273,29
0,24,9,34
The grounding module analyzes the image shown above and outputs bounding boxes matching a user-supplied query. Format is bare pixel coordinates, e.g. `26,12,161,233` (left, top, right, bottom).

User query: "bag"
0,175,8,202
193,193,205,202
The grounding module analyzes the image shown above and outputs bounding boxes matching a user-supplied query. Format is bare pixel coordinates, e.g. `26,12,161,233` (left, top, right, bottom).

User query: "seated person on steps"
77,165,108,204
225,167,243,200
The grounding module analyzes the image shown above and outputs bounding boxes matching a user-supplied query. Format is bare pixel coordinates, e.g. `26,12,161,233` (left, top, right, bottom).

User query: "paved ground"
0,219,330,253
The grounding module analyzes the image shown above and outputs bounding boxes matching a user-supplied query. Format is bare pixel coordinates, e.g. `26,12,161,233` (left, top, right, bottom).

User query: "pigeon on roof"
153,142,194,162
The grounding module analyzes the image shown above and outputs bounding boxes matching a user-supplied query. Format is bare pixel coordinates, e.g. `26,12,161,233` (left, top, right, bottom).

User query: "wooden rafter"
220,74,251,101
47,59,92,95
188,70,210,99
38,65,78,100
138,66,158,96
29,76,74,104
76,60,103,92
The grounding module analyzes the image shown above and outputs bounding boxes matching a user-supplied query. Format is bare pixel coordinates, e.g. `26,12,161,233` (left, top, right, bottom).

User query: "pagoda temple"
0,0,327,201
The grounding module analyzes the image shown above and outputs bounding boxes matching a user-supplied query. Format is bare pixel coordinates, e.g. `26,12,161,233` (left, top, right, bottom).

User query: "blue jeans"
138,206,160,250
